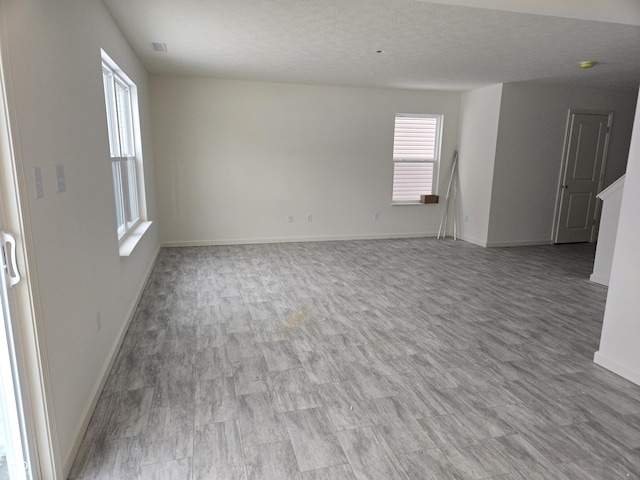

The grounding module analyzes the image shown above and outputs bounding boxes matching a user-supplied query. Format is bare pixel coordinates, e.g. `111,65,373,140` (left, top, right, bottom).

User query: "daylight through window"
101,55,140,239
392,114,443,203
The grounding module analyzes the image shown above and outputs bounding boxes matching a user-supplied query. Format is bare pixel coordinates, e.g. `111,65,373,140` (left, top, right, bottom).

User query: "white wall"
1,0,159,474
486,83,637,246
150,76,460,245
457,84,503,246
594,89,640,386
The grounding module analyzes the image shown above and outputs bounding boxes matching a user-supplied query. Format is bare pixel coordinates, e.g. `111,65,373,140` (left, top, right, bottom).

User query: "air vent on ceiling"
151,42,168,53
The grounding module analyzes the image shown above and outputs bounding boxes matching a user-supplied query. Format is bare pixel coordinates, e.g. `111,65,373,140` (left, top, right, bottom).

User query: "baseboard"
161,232,441,248
589,273,609,286
62,245,161,476
485,239,553,248
456,235,487,248
440,235,555,249
593,351,640,387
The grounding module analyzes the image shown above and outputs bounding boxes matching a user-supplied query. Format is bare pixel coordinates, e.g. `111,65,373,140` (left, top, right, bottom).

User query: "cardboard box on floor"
420,195,439,204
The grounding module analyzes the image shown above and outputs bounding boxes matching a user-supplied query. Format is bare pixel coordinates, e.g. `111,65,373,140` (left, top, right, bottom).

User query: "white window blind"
392,114,442,203
102,57,140,239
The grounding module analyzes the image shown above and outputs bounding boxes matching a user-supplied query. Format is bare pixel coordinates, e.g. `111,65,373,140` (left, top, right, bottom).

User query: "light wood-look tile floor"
69,238,640,479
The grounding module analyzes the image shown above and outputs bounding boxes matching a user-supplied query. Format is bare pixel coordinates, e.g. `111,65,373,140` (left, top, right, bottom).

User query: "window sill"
119,221,152,257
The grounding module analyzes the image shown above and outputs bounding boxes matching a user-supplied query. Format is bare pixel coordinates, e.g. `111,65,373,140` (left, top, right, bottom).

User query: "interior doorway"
554,110,612,244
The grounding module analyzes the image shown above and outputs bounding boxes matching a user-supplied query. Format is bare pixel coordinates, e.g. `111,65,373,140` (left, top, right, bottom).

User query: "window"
101,53,141,239
391,114,443,203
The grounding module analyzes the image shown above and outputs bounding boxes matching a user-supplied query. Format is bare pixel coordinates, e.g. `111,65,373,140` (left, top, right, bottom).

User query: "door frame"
552,109,613,244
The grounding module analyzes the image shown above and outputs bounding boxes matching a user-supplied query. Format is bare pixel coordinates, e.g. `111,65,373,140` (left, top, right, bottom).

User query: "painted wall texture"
1,0,159,472
150,76,461,245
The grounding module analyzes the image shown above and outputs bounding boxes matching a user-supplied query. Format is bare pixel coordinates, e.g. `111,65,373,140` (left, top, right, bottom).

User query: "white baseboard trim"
456,235,487,248
589,273,609,286
161,232,441,248
593,351,640,387
431,236,555,249
485,239,553,248
62,245,161,476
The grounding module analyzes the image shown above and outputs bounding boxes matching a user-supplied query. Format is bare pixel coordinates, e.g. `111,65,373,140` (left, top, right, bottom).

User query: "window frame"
391,113,443,204
101,52,142,241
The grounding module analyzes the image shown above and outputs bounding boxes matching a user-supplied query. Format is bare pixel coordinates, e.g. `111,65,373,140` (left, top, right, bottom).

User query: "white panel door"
555,112,611,244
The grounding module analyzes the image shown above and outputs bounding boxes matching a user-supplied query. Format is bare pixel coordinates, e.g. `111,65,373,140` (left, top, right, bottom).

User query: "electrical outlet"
287,215,294,224
374,212,380,221
307,214,313,223
464,215,469,223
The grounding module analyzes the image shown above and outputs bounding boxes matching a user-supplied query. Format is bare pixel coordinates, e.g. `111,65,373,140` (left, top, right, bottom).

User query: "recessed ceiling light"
152,42,168,53
579,61,596,69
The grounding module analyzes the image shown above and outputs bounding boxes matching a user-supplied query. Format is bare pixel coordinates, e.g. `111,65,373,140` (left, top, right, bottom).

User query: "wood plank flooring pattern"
68,239,640,480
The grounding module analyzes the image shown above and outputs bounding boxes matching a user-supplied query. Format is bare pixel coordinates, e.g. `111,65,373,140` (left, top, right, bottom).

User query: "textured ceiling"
101,0,640,91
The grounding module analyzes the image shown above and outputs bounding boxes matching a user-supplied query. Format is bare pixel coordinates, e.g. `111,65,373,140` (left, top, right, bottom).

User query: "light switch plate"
34,167,44,198
56,165,66,192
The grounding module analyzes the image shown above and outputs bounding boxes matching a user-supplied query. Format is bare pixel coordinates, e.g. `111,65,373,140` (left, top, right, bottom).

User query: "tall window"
101,54,140,239
392,114,443,203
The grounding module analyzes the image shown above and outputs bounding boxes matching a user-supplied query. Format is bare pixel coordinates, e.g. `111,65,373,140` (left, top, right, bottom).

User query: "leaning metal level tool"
438,150,459,240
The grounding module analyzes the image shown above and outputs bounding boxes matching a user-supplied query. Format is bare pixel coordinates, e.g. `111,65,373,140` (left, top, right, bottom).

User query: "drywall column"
456,84,503,246
594,89,640,386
